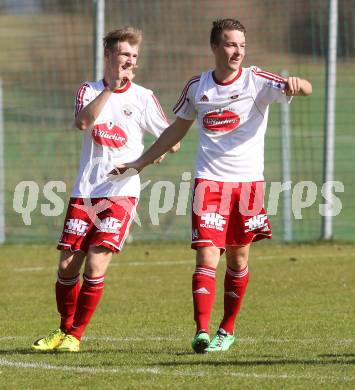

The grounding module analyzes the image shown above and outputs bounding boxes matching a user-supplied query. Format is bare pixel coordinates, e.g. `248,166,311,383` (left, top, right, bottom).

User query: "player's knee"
196,246,220,268
58,250,84,277
226,247,249,270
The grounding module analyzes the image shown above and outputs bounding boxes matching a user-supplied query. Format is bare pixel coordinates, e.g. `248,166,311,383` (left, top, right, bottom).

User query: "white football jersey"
72,80,169,198
173,66,292,182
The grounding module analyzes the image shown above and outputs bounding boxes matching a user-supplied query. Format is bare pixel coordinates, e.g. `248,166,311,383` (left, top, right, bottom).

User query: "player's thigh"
84,245,113,277
90,196,138,253
225,244,250,270
191,178,230,253
58,249,86,277
57,197,95,254
226,181,272,246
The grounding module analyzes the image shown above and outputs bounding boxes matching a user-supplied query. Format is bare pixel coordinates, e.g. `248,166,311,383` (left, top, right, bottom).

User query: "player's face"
212,29,245,72
106,41,139,78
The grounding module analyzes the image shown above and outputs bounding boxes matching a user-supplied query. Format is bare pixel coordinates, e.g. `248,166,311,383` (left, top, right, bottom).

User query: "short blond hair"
103,27,142,51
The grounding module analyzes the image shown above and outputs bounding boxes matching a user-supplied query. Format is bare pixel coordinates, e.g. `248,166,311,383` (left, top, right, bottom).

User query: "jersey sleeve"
251,67,292,105
172,76,200,120
141,93,170,137
74,82,95,117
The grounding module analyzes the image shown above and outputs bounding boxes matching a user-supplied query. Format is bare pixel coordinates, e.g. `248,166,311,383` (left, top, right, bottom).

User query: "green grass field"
0,242,354,389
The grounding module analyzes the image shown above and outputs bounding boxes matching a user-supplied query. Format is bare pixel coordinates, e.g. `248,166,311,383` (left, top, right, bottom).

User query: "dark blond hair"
103,27,142,51
210,19,246,46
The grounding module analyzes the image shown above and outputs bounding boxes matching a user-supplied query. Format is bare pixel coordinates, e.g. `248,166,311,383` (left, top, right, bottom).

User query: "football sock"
192,265,216,334
219,265,249,334
56,274,80,333
69,274,105,340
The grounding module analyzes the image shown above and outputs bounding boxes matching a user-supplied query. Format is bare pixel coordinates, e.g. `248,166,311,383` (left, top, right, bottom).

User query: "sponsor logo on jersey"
99,217,122,233
244,214,269,232
200,213,226,231
92,121,128,148
230,94,239,100
200,94,209,102
64,218,89,236
203,109,240,132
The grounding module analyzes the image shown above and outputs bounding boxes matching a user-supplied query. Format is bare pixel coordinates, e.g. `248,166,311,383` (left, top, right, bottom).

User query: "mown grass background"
0,241,354,389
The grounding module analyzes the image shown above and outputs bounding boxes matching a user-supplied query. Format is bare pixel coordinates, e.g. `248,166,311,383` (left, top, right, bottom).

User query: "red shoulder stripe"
173,76,200,114
252,68,285,83
173,76,200,110
75,83,90,116
152,94,169,124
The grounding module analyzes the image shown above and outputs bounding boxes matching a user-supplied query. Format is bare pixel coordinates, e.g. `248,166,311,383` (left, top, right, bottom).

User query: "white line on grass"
84,336,177,342
0,358,160,374
0,358,354,382
12,252,354,273
1,335,353,344
13,260,192,272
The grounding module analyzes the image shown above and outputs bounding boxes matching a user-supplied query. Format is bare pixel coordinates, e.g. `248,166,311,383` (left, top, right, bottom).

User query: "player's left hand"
153,142,180,164
282,77,302,96
169,142,180,153
107,161,142,177
154,154,166,164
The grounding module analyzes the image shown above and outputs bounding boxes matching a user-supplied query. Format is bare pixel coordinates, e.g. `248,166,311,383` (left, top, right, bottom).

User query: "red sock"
56,274,80,333
192,265,216,334
219,265,249,334
69,274,105,340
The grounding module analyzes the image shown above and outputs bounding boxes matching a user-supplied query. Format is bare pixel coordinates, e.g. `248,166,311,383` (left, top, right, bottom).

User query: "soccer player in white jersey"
31,27,178,352
113,19,312,353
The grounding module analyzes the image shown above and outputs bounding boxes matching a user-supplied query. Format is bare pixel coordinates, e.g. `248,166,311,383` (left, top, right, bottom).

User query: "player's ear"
210,43,218,54
104,47,111,59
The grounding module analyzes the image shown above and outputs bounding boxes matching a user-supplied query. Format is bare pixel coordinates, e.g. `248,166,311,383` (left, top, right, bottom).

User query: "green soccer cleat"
55,334,80,352
191,330,210,354
31,329,66,351
205,328,235,352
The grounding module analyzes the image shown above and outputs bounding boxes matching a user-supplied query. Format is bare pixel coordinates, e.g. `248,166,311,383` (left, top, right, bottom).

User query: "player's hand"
282,77,302,96
154,154,166,164
169,142,180,153
107,161,142,176
106,64,138,91
153,143,180,164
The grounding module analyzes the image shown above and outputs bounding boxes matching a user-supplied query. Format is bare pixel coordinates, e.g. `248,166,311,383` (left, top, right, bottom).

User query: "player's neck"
213,68,242,85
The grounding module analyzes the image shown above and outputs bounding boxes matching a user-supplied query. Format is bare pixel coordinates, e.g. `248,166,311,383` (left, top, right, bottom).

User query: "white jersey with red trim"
72,80,169,198
173,66,292,182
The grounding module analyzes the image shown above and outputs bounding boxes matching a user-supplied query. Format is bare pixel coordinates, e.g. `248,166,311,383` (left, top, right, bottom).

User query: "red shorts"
57,196,138,253
191,179,272,251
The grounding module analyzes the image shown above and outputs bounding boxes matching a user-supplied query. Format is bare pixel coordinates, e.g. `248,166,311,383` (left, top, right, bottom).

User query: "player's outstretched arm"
109,117,193,175
283,77,312,96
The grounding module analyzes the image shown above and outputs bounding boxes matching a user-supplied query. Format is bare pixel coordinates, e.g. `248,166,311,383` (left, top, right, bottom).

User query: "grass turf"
0,241,354,389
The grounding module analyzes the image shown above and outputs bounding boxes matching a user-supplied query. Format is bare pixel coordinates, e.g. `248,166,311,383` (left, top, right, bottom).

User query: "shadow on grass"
153,356,355,367
319,353,355,358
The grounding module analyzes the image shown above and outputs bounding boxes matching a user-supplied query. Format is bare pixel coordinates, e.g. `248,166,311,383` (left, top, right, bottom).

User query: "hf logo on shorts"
200,213,226,231
64,219,89,236
99,217,122,233
244,214,269,233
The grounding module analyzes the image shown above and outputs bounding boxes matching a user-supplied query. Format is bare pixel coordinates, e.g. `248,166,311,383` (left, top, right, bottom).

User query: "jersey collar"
102,79,131,93
212,67,242,86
